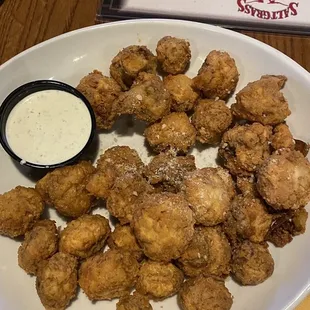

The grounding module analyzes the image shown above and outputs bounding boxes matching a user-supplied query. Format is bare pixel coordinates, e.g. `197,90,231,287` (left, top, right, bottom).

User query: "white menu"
98,0,309,33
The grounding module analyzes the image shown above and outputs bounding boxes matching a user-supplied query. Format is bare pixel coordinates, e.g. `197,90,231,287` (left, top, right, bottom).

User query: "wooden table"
0,0,309,309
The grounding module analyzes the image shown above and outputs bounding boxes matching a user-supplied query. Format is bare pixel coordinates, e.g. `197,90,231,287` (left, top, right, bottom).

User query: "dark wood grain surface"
0,0,309,308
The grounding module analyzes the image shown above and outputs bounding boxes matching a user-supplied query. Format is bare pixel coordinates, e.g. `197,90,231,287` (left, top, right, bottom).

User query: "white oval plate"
0,19,310,310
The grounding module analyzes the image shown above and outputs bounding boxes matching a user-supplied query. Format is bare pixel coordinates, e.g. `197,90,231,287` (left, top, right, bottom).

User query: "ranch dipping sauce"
5,89,92,165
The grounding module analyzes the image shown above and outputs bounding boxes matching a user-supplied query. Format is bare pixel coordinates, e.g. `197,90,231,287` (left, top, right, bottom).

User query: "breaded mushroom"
231,241,274,286
144,152,196,192
230,195,272,243
86,146,144,199
110,45,157,90
193,50,239,100
271,123,295,150
132,192,195,262
0,186,44,238
106,173,154,224
144,112,196,154
163,74,199,112
182,168,235,226
79,249,139,300
36,161,95,218
107,224,144,261
192,99,233,144
76,70,122,129
257,149,310,210
18,220,58,275
136,261,184,300
156,36,191,75
267,208,308,247
236,175,259,197
116,292,153,310
231,75,291,125
36,253,78,310
219,123,272,176
179,276,233,310
115,72,171,123
177,226,231,278
59,214,110,259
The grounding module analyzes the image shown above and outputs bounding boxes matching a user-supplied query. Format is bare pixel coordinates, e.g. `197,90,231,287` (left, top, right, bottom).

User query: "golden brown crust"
230,195,272,243
144,112,196,154
219,123,272,176
136,260,184,300
79,249,139,300
115,72,171,123
271,123,295,150
231,241,274,286
156,36,191,75
163,75,199,112
76,70,122,129
36,161,95,218
0,186,44,238
178,276,233,310
116,292,153,310
266,208,308,247
193,50,239,100
257,149,310,210
106,173,154,224
177,226,231,278
192,99,233,144
36,253,78,310
18,220,58,275
110,45,157,90
59,214,110,259
144,153,196,192
182,168,235,226
236,175,259,197
231,75,291,125
86,146,144,199
132,192,195,262
107,224,144,261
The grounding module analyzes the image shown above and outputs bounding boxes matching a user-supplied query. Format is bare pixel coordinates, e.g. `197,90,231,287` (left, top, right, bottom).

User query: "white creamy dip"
6,89,92,165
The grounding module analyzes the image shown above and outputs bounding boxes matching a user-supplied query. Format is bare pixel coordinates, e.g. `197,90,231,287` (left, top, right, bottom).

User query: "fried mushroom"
230,195,272,243
156,36,191,75
136,261,184,300
144,152,196,192
116,292,153,310
144,112,196,154
179,276,233,310
231,75,291,125
257,149,310,210
132,192,195,262
0,186,44,238
193,50,239,100
236,175,259,197
36,161,95,218
110,45,157,90
107,224,144,261
86,146,144,199
177,226,231,278
79,249,139,300
59,214,110,259
218,123,272,176
18,220,58,275
231,241,274,286
192,99,233,144
36,253,78,310
271,123,295,150
106,173,154,224
115,72,171,123
163,75,199,112
76,70,122,129
182,168,235,226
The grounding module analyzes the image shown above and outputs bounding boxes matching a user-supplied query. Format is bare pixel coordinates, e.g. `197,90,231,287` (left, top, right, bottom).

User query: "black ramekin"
0,80,96,169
